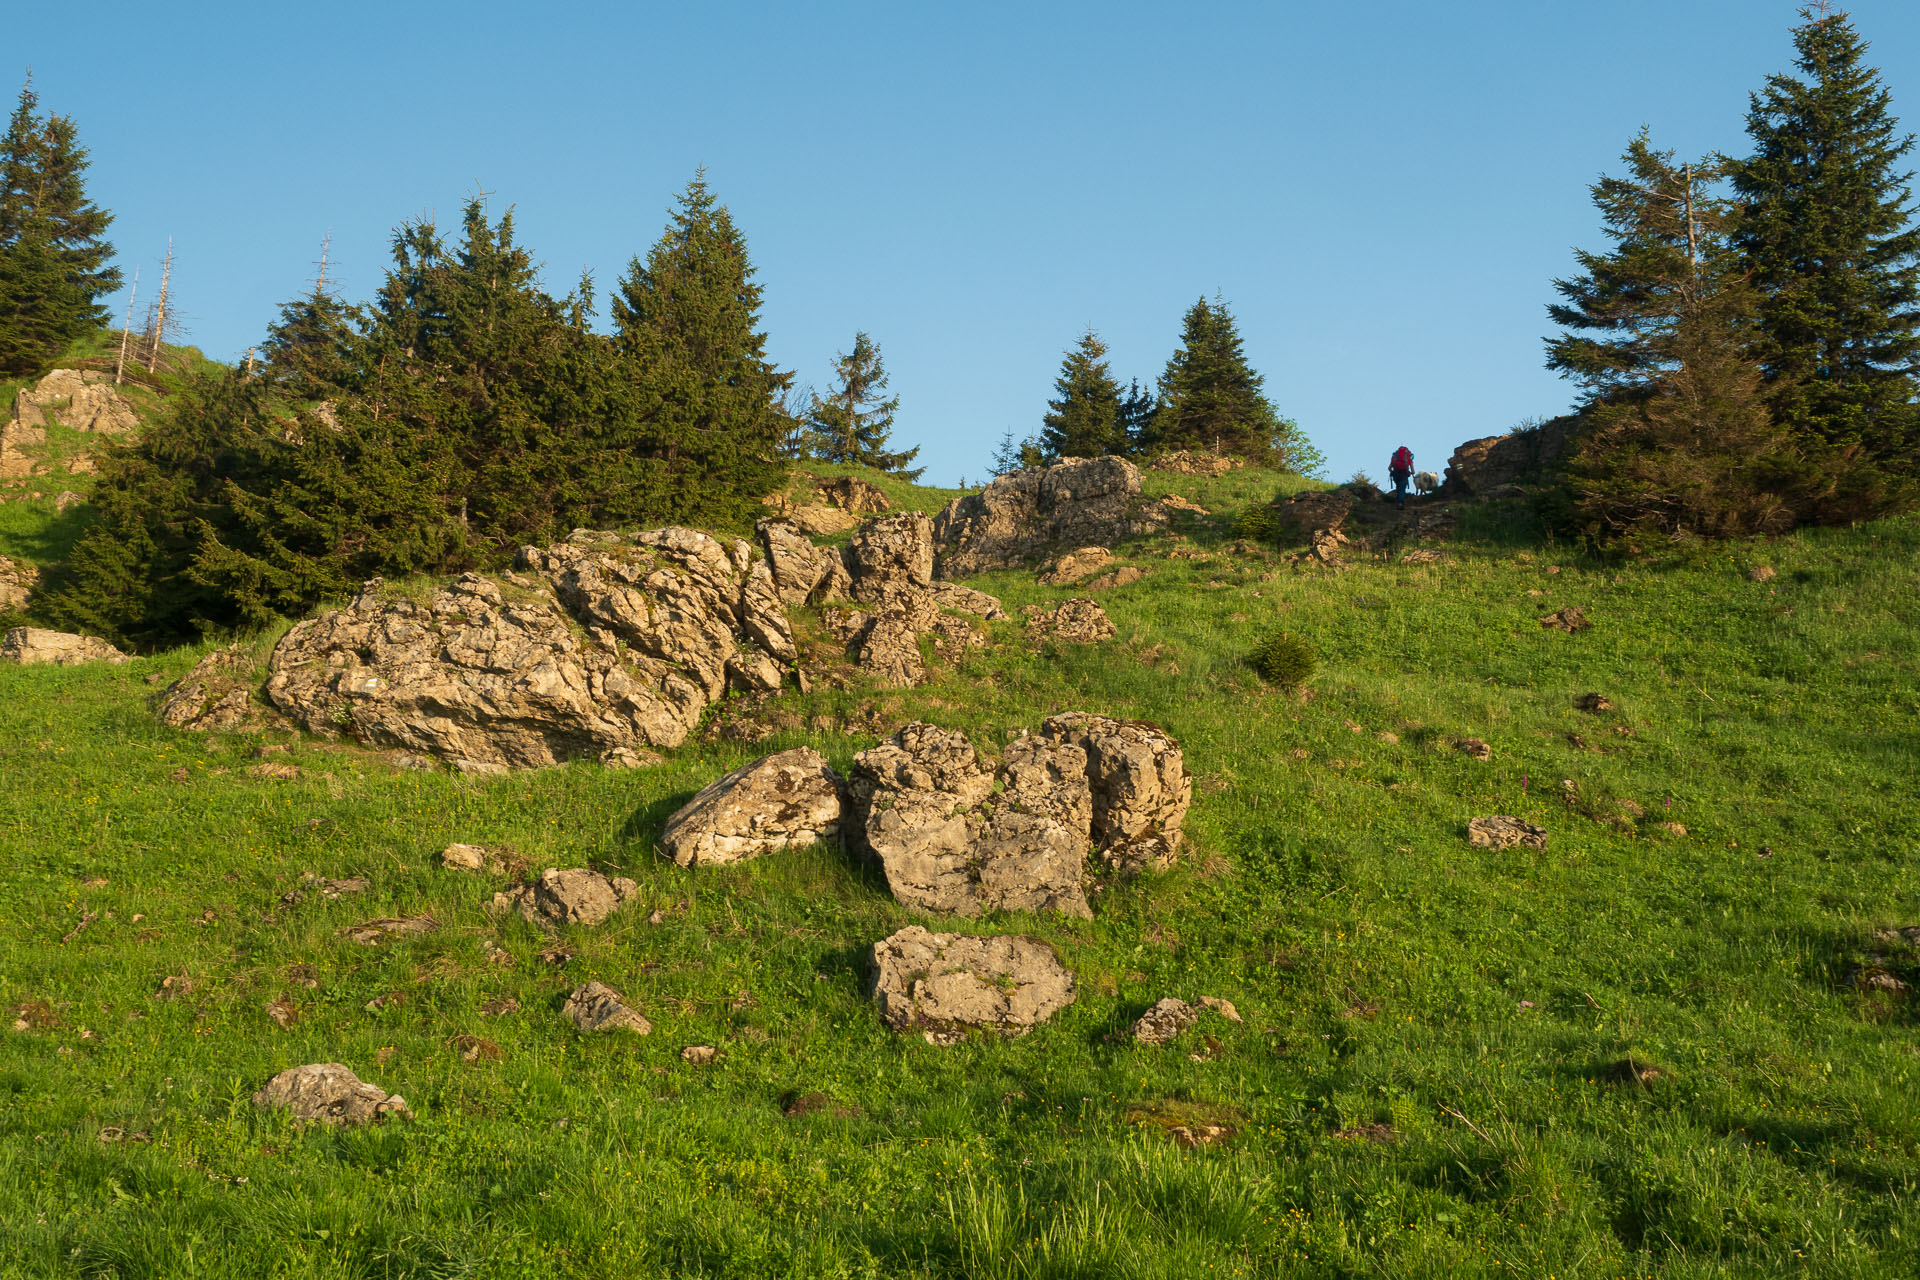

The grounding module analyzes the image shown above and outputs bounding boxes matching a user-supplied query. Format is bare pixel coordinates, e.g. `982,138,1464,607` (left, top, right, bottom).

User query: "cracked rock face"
493,868,637,928
563,981,651,1035
263,528,796,772
1467,816,1547,850
1023,598,1117,643
931,457,1169,577
0,555,37,613
659,747,845,867
156,645,266,731
1133,998,1202,1045
851,723,1091,918
757,518,851,606
2,626,128,666
1039,713,1191,867
869,925,1076,1045
251,1063,411,1125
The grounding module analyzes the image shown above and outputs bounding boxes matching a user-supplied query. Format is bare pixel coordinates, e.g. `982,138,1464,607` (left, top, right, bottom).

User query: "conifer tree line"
1548,5,1920,539
0,76,119,375
997,296,1326,479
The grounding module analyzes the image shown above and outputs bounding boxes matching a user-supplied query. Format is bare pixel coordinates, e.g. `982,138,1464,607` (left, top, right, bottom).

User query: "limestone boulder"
156,644,265,731
563,981,651,1035
869,925,1077,1045
1467,816,1547,850
1023,598,1116,643
847,512,935,600
2,626,127,666
821,475,890,514
786,504,862,536
1040,713,1192,867
659,747,845,867
756,518,850,606
0,555,39,613
1038,546,1113,586
1132,998,1202,1045
932,456,1168,576
252,1063,411,1125
493,868,638,927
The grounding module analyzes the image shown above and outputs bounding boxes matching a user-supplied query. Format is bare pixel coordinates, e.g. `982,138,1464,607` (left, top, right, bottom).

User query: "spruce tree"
805,331,922,477
1039,330,1125,459
1117,377,1156,452
1148,295,1319,471
1731,6,1920,465
612,172,793,520
0,78,118,373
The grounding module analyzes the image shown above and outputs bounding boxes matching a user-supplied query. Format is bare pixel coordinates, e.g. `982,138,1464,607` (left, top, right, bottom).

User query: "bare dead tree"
114,266,139,386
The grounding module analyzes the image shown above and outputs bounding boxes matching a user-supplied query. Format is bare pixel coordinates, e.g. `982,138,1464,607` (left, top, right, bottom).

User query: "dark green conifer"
805,331,922,478
1117,377,1156,452
1148,296,1320,472
1039,330,1125,459
1731,6,1920,465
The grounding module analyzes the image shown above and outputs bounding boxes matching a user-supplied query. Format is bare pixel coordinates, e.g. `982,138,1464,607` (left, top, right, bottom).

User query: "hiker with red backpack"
1388,445,1415,507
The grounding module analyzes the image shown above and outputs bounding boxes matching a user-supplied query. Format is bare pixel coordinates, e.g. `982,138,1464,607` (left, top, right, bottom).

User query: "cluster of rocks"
154,645,264,731
791,512,1007,688
931,457,1174,577
3,368,139,480
1023,598,1117,643
761,473,892,536
1,626,127,666
1443,416,1574,498
260,528,800,773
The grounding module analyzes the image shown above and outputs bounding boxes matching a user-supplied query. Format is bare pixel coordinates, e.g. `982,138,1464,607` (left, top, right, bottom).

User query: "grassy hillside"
1,465,1917,1278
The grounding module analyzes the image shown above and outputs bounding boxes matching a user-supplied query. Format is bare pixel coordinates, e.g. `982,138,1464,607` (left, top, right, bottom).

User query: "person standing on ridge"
1388,445,1415,507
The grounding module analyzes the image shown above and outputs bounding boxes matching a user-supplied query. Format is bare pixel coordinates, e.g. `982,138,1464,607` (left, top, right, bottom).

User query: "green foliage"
804,331,922,479
1731,7,1920,466
0,77,119,375
1249,628,1316,687
1145,295,1322,474
1039,330,1126,460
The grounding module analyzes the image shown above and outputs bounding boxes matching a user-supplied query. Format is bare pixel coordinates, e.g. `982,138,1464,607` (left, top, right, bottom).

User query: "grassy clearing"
1,466,1917,1277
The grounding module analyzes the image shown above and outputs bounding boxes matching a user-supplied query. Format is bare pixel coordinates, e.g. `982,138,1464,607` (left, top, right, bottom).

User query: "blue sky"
13,1,1920,484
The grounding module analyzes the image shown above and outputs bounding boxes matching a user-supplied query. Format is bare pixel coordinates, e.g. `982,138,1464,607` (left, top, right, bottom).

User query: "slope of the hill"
0,463,1916,1278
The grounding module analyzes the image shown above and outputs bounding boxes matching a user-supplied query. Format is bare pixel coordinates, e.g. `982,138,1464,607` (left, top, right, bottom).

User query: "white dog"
1412,470,1439,495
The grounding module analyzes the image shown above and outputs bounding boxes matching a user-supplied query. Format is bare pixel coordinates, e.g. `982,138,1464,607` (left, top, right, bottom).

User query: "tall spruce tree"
1148,295,1320,472
612,172,793,520
1549,133,1875,537
1039,330,1125,459
0,77,119,373
805,331,922,477
1731,6,1920,466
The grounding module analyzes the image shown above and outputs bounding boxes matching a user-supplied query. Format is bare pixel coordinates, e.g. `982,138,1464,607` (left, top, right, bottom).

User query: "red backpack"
1390,446,1413,474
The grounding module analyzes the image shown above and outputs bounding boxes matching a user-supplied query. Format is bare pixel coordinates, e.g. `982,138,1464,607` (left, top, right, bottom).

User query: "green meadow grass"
1,468,1917,1277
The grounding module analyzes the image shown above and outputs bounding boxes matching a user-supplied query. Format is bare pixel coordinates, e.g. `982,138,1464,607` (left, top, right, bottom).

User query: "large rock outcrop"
0,555,37,613
658,747,845,866
1443,416,1574,497
868,925,1077,1045
1,627,128,666
3,368,139,478
1041,714,1192,871
851,723,1093,918
264,528,797,772
932,457,1170,577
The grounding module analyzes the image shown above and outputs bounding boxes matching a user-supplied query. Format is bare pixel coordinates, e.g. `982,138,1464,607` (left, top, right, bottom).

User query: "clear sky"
11,1,1920,485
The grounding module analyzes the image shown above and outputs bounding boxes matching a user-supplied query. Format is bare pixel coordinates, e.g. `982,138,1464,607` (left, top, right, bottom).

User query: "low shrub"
1250,630,1316,687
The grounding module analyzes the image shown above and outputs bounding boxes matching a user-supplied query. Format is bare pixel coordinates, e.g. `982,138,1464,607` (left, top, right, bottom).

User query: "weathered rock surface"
156,645,264,731
1040,713,1192,867
1274,490,1355,540
1133,998,1202,1045
264,528,797,771
252,1063,411,1125
1443,416,1573,497
1539,606,1592,633
813,513,1005,687
1023,598,1116,643
1150,450,1240,477
821,475,891,514
3,369,139,479
869,925,1077,1045
1038,546,1113,586
784,504,863,536
340,915,438,945
1,626,128,666
757,518,851,606
852,723,1090,917
847,512,936,601
563,981,652,1035
440,843,512,874
932,457,1169,577
659,747,845,867
0,555,38,612
493,868,637,928
1467,816,1547,850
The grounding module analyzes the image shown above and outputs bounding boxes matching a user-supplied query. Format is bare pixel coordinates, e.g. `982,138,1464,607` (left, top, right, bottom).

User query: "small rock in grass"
1170,1123,1235,1149
1467,816,1546,851
537,947,574,967
492,869,637,928
453,1034,504,1062
1661,822,1688,837
1455,738,1493,762
681,1045,720,1065
441,843,510,874
340,915,438,946
1199,996,1242,1023
1748,565,1777,583
563,981,651,1035
480,995,520,1017
252,1063,411,1126
248,762,302,781
264,998,298,1028
1133,998,1201,1045
868,926,1076,1046
1574,692,1614,713
1539,606,1592,633
301,873,369,899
